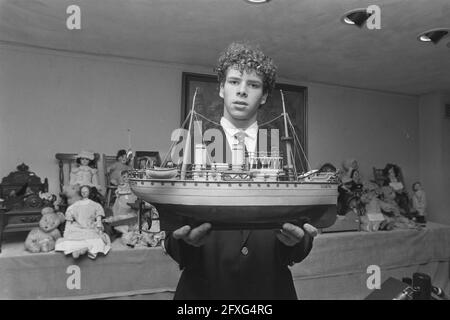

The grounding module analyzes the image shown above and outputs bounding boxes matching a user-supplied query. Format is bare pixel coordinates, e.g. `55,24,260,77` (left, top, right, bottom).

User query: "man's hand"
172,223,212,247
275,223,318,247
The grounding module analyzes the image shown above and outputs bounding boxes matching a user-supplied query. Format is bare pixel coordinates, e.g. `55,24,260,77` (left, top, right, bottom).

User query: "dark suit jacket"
165,125,313,299
165,227,313,300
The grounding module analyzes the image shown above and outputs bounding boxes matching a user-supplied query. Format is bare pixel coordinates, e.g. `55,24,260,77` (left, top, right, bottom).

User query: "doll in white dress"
112,171,138,233
55,185,111,259
70,150,101,191
412,182,427,218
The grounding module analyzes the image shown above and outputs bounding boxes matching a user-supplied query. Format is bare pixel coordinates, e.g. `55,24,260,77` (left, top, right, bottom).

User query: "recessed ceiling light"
244,0,271,4
417,28,449,44
341,8,373,28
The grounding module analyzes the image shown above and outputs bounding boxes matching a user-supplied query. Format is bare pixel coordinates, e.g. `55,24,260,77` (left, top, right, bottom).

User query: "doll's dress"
70,165,100,189
112,184,137,233
55,199,111,259
412,190,427,216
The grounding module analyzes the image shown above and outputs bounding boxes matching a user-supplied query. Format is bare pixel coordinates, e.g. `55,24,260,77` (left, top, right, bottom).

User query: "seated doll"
112,170,138,233
69,150,103,204
107,149,132,186
382,163,410,215
337,168,364,215
411,181,427,222
55,185,111,259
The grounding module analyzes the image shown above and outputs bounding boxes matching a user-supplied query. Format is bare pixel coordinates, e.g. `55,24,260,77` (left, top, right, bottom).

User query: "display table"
1,222,449,299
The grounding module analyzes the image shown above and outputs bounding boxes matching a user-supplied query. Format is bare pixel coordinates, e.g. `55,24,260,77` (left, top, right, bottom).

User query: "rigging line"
161,111,192,167
192,111,221,126
258,114,285,128
286,114,311,171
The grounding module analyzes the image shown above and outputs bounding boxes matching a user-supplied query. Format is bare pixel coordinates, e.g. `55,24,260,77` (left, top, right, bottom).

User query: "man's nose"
236,83,248,97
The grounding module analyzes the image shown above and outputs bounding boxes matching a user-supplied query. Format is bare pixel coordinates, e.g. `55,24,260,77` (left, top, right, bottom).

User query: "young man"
165,42,317,300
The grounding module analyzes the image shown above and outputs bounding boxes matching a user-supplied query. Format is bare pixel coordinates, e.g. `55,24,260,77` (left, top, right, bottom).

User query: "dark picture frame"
134,151,162,169
181,72,308,172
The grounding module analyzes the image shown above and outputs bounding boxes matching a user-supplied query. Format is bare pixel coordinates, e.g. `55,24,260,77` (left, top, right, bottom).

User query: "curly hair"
215,42,277,95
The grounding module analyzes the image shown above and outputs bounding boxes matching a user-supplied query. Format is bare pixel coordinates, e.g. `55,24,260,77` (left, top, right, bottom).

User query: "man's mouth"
233,101,248,106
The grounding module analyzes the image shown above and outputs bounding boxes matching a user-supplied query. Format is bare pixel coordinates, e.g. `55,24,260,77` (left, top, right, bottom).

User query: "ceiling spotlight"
244,0,271,4
341,8,373,28
417,28,449,44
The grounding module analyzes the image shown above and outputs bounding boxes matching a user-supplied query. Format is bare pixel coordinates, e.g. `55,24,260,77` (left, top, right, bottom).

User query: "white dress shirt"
220,117,258,153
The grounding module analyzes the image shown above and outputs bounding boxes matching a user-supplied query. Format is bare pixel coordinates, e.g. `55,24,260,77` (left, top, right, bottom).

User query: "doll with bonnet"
70,150,101,190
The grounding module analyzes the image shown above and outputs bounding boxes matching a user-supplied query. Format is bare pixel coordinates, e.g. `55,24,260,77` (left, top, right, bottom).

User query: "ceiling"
0,0,449,95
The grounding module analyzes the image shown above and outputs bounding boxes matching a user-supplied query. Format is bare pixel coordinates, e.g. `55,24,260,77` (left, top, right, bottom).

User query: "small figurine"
70,150,100,190
55,185,111,259
412,182,427,220
337,167,363,215
107,149,132,186
69,150,104,204
112,170,138,233
24,207,65,253
382,163,410,214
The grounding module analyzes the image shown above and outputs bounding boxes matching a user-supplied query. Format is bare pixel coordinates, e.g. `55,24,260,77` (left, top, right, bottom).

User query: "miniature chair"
55,153,101,212
103,154,118,208
372,167,387,187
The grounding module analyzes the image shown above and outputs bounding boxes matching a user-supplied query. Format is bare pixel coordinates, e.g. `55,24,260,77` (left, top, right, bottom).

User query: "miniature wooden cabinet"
0,163,49,252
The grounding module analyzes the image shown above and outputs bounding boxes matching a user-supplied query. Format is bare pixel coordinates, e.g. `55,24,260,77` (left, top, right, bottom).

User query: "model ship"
128,89,339,230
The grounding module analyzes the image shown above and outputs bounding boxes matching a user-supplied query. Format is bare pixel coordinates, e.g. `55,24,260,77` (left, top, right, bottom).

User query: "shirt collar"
220,117,258,141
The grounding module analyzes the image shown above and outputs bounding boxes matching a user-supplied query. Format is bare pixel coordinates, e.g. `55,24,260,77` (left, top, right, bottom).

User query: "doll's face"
80,158,90,166
120,173,129,184
413,183,422,192
80,186,90,199
388,167,396,178
118,155,127,164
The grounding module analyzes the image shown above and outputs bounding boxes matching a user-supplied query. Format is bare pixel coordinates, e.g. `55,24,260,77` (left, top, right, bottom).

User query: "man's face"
220,67,267,126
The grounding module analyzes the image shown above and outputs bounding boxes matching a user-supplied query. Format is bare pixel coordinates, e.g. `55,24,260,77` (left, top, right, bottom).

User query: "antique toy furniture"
0,163,49,252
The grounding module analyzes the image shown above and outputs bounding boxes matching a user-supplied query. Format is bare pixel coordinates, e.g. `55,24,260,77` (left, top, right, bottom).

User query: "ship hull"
129,179,338,230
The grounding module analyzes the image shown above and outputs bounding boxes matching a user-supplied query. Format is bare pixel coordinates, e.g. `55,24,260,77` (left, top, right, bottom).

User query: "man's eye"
250,83,261,88
228,80,239,85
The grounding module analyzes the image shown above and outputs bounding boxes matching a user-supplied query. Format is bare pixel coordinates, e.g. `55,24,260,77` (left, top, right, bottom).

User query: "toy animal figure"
24,207,65,253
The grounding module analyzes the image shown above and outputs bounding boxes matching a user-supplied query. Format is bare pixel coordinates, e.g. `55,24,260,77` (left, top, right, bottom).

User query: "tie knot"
234,130,247,144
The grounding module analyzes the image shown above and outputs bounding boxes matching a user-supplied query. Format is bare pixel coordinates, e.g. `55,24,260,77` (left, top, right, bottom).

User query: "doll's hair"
382,163,400,178
116,149,127,160
76,157,96,167
350,168,360,179
120,170,129,176
412,181,421,192
215,42,277,95
319,162,337,173
78,185,91,197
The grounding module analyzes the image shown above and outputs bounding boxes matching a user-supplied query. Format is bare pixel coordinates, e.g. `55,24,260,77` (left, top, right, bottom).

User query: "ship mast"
180,87,198,180
280,90,296,181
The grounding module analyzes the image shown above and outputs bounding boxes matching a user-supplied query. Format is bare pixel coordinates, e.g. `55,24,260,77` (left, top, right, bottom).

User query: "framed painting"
181,72,308,172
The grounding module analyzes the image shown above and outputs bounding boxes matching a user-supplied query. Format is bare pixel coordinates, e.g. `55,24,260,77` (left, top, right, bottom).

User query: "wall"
307,83,419,187
0,45,421,214
0,44,209,194
418,93,450,225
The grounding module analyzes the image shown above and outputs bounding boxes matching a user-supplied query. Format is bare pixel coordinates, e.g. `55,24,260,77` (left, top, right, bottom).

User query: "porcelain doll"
412,182,427,218
382,163,410,214
55,185,111,259
70,150,101,191
112,171,138,233
107,149,132,186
